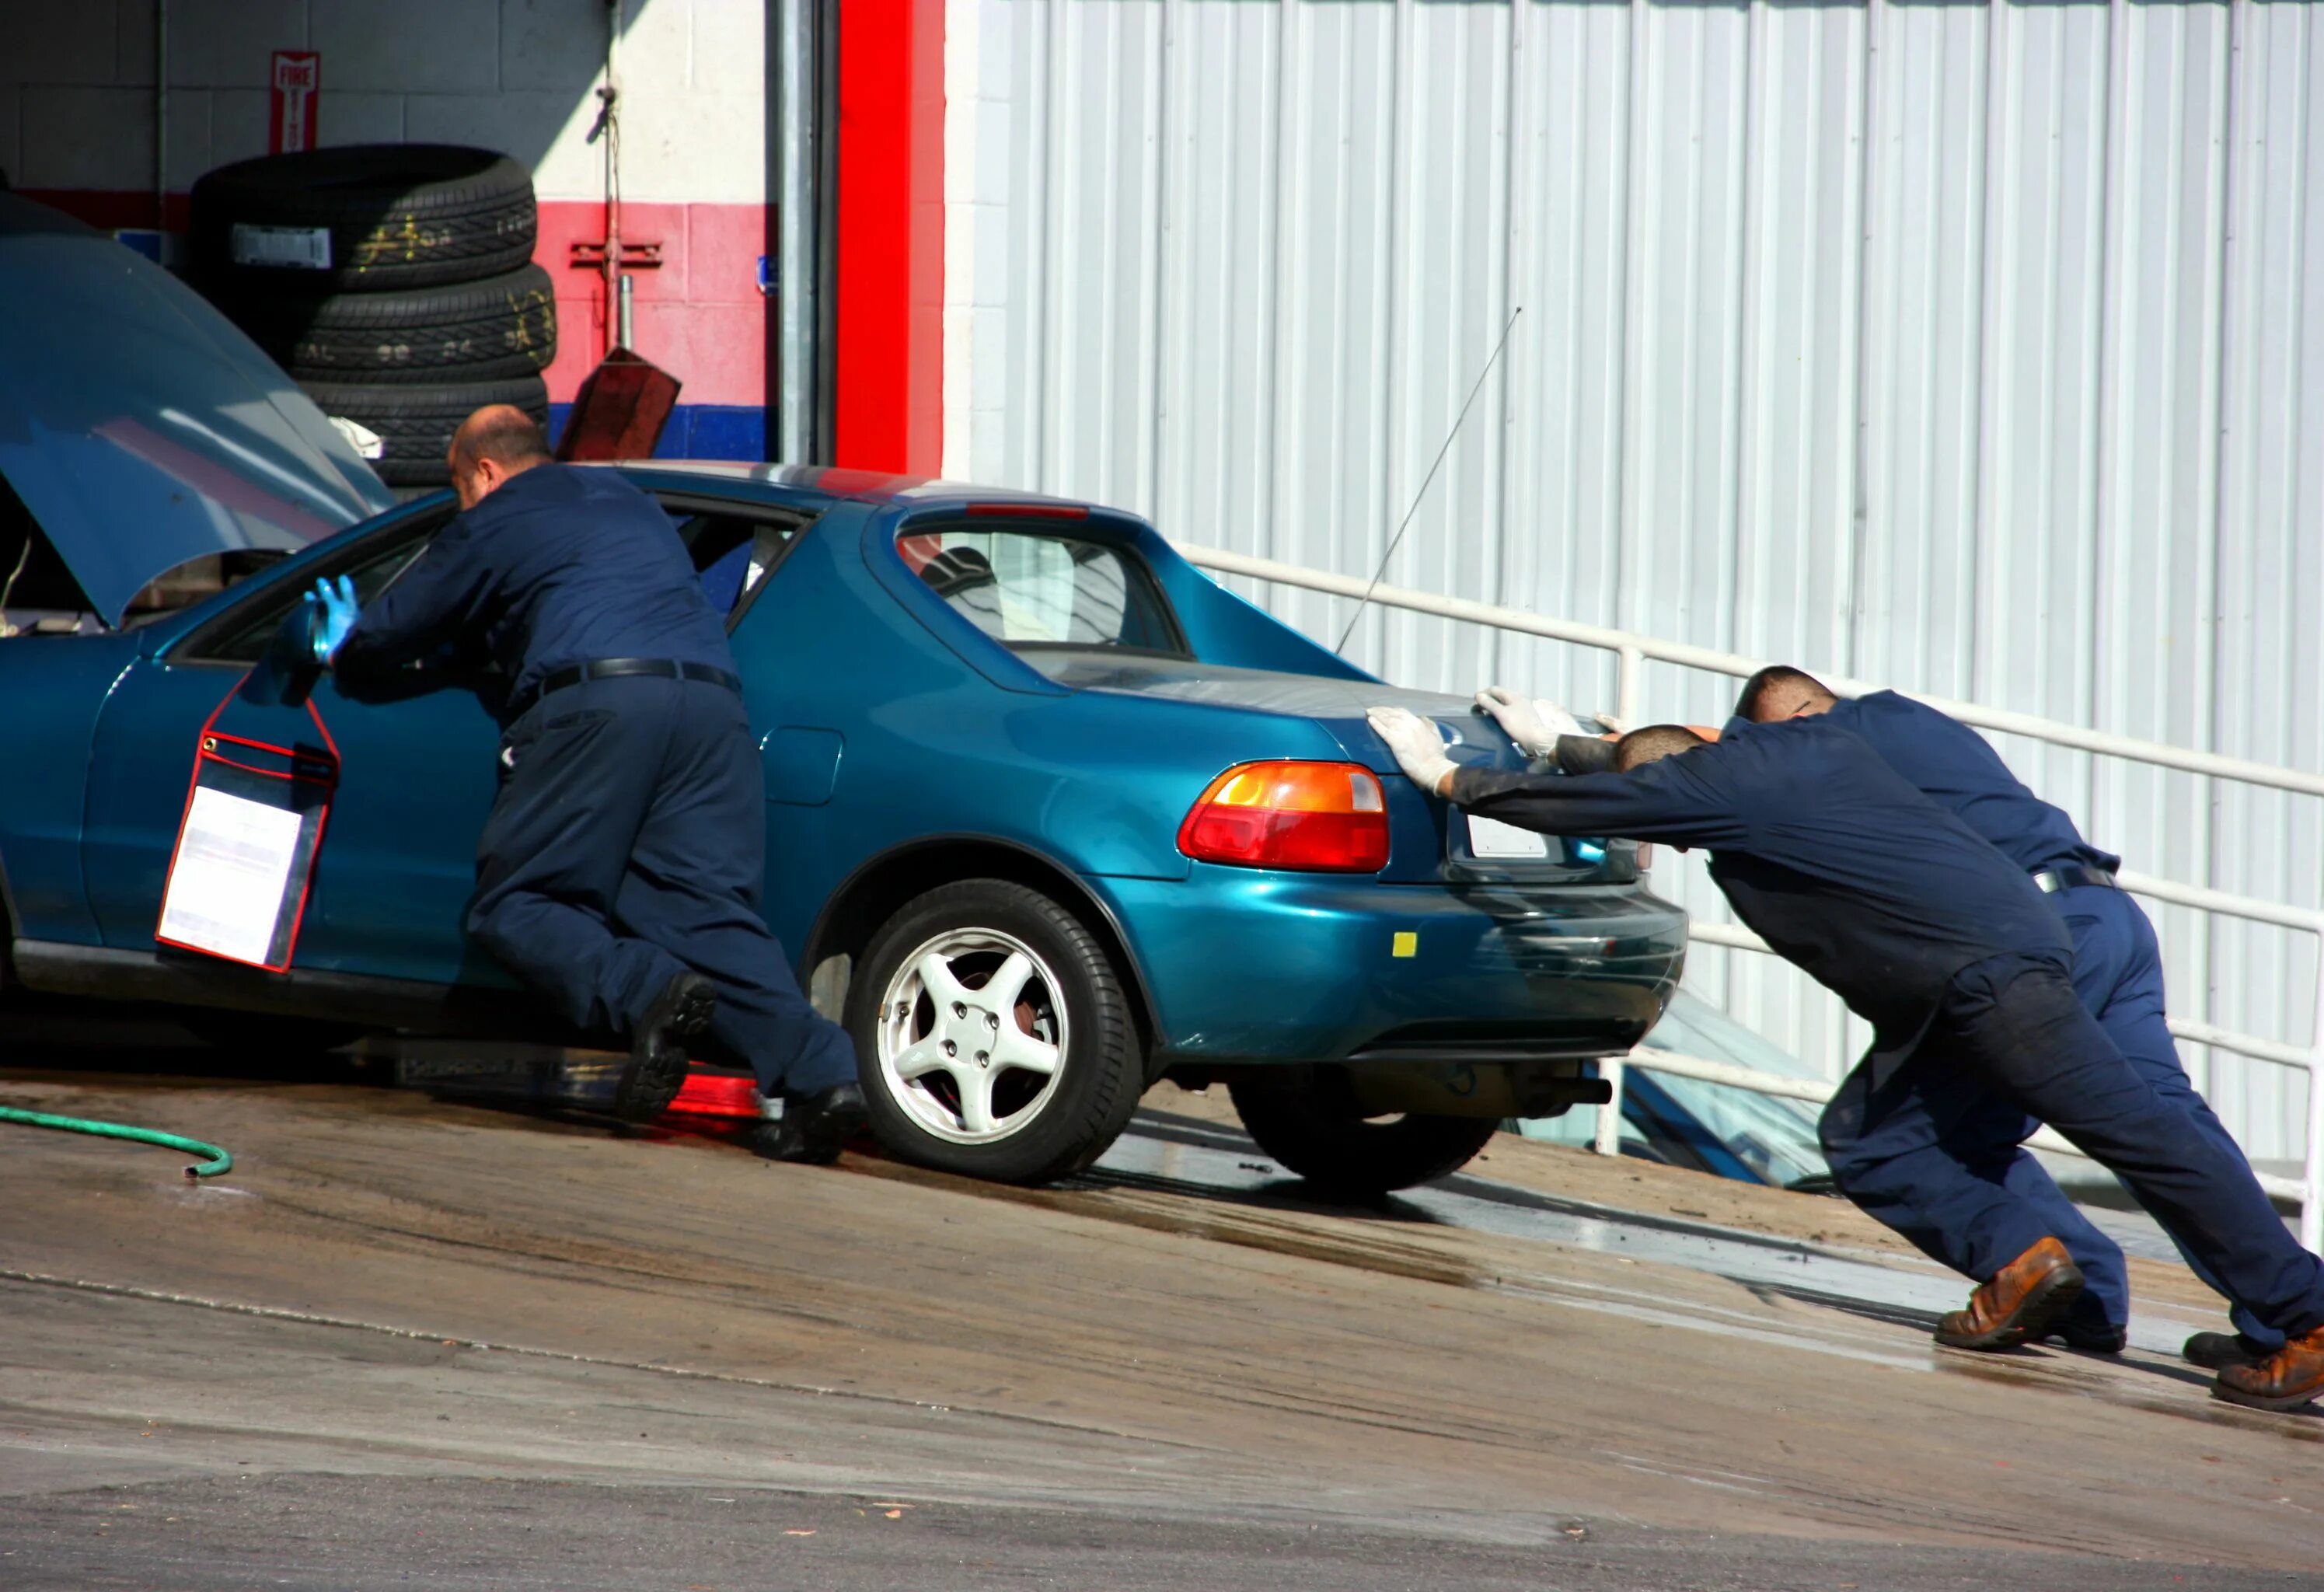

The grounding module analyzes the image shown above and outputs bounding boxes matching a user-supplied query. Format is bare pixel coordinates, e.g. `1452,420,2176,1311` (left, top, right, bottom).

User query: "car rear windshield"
902,527,1186,658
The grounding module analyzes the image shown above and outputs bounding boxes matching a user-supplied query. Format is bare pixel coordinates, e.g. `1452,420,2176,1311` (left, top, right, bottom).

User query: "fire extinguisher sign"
270,51,321,154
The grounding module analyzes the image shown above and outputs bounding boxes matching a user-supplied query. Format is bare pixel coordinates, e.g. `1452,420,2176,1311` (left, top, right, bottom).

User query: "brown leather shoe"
2211,1327,2324,1412
1934,1237,2085,1351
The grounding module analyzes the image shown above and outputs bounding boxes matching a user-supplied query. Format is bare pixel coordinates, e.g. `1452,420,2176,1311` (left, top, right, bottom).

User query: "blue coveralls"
1811,691,2274,1346
330,464,858,1098
1450,721,2324,1341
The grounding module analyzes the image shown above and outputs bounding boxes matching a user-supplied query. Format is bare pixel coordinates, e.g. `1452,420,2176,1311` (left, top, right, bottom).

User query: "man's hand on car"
1368,706,1456,798
1474,685,1586,756
309,574,359,662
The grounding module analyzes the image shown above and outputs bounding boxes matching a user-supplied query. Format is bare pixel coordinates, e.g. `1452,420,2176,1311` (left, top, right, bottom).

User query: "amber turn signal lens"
1177,761,1391,873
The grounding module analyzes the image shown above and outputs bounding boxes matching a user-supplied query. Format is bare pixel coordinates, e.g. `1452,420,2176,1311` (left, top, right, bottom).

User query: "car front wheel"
1228,1071,1500,1196
846,879,1144,1185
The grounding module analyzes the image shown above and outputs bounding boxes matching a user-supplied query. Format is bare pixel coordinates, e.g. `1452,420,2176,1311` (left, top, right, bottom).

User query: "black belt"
536,658,743,700
2033,864,2117,895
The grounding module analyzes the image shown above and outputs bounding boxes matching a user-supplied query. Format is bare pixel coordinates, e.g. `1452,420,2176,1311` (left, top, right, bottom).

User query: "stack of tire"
189,145,554,488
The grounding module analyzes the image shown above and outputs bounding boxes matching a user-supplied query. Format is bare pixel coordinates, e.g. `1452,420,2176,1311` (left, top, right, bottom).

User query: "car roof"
618,461,1102,515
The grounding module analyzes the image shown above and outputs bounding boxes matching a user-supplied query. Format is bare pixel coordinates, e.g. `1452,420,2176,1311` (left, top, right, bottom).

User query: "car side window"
176,521,444,665
661,504,808,630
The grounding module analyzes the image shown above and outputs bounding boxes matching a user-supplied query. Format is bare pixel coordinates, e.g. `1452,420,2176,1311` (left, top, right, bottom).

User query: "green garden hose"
0,1105,232,1178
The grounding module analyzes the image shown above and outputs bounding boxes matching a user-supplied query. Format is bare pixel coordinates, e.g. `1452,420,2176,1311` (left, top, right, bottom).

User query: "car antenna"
1335,305,1523,655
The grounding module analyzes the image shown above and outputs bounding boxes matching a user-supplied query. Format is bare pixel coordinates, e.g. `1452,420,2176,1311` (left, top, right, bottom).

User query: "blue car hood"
0,194,394,626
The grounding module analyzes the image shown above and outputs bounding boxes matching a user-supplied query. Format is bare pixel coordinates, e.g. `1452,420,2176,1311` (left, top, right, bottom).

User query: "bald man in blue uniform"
1366,704,2324,1411
1731,667,2279,1371
316,407,864,1160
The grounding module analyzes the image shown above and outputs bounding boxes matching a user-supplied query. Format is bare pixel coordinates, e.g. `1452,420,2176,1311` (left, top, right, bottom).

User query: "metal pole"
602,0,624,355
2305,936,2323,1254
618,273,634,351
154,1,167,232
776,0,818,463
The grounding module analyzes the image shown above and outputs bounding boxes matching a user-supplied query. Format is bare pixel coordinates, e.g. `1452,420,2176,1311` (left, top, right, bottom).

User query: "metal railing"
1179,544,2324,1254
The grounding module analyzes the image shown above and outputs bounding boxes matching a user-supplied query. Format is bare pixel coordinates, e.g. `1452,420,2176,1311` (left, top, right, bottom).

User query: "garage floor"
2,1030,2318,1590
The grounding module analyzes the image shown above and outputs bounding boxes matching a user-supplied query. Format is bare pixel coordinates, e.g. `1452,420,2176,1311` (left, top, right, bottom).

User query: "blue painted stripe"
547,403,769,462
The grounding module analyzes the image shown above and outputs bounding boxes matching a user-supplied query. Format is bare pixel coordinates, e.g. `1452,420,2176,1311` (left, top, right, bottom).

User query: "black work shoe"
2045,1318,2127,1355
613,972,715,1122
1935,1237,2085,1351
2184,1330,2280,1371
752,1081,868,1164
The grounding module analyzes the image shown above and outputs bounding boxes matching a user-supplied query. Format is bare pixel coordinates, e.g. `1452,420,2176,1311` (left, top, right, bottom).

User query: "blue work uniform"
330,463,857,1098
1449,719,2324,1341
1814,690,2274,1347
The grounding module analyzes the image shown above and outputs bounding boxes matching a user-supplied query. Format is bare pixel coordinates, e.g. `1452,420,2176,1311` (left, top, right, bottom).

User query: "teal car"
0,194,1688,1189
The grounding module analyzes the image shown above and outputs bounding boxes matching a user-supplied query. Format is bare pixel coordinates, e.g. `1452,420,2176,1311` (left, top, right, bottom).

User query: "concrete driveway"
2,1029,2317,1590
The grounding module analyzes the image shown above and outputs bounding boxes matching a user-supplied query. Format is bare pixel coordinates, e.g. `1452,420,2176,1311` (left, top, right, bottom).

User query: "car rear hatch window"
902,527,1188,665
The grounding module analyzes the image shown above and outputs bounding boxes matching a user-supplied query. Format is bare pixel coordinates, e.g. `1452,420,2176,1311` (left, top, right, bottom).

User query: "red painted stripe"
836,0,944,474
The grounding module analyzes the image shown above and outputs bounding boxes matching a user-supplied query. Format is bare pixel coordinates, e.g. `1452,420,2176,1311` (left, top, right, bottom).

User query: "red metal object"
663,1073,763,1120
836,0,945,474
568,240,663,270
554,349,684,463
269,52,321,154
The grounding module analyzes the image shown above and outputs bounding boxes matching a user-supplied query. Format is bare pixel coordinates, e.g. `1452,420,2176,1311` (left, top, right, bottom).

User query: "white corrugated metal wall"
943,0,2324,1167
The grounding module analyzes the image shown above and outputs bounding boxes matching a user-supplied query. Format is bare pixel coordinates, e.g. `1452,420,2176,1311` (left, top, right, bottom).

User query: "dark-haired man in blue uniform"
1366,703,2324,1411
1731,666,2280,1372
309,406,864,1160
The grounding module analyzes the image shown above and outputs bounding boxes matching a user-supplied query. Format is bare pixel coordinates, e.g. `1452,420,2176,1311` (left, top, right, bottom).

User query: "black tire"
846,879,1143,1185
1228,1072,1501,1196
229,264,557,385
190,145,537,294
299,375,550,487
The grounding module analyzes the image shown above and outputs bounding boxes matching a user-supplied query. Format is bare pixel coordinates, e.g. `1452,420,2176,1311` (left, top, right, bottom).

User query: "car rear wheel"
1228,1072,1499,1196
846,879,1143,1185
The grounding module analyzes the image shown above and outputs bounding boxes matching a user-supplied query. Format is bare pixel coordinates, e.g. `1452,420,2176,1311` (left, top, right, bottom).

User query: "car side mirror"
236,599,325,709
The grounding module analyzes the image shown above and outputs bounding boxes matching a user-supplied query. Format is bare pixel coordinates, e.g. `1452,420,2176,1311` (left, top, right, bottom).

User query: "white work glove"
1367,706,1456,798
1474,686,1587,757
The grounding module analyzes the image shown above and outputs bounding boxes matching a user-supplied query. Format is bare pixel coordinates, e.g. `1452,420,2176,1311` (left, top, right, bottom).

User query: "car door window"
175,518,446,665
661,503,808,630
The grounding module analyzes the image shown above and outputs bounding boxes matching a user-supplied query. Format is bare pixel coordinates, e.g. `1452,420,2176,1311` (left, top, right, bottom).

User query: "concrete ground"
2,1027,2319,1590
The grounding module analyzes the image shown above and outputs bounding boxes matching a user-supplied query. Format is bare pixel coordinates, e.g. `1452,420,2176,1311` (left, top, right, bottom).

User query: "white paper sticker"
1464,812,1551,861
230,222,333,270
159,787,307,965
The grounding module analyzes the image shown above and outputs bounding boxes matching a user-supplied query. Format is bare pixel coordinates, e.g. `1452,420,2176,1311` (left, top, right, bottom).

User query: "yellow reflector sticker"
1391,931,1418,958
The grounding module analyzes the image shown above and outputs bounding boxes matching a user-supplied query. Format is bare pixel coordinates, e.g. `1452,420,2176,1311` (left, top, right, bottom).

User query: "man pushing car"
1366,701,2324,1412
305,405,865,1158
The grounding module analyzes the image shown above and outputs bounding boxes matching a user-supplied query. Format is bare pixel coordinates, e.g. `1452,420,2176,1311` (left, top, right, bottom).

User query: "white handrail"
1179,541,2324,1255
1180,546,2324,798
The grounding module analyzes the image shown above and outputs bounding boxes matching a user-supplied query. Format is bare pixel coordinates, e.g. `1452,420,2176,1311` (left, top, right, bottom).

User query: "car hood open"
0,194,395,626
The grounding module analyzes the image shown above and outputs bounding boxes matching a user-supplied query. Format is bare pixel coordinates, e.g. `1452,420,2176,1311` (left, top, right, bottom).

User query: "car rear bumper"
1094,867,1688,1066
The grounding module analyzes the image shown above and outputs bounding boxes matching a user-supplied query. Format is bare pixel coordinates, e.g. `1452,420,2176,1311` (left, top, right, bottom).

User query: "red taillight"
1177,761,1391,873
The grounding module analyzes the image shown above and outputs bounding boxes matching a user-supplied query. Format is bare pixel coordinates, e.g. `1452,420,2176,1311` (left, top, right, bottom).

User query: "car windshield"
902,527,1185,658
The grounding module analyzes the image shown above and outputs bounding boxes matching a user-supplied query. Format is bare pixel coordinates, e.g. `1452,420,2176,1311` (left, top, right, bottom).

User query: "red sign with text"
270,51,320,154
